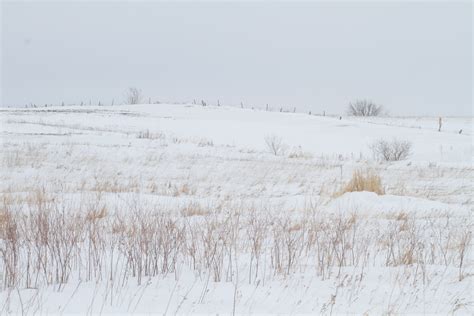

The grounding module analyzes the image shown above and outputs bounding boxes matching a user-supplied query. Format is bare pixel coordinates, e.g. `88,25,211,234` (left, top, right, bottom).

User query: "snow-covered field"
0,104,472,314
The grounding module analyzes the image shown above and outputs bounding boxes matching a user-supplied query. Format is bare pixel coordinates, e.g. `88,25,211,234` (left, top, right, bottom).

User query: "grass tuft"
338,169,384,196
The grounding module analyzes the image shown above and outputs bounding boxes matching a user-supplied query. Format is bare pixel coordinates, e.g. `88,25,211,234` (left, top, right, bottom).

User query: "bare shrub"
124,87,143,105
338,169,384,195
456,231,471,281
246,214,267,283
347,99,383,116
370,138,412,161
137,129,165,140
287,146,313,159
197,138,214,147
264,134,287,156
0,187,470,308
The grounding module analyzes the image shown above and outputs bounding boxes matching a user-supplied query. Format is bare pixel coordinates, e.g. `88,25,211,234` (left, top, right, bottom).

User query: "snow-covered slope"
2,104,472,163
0,104,472,314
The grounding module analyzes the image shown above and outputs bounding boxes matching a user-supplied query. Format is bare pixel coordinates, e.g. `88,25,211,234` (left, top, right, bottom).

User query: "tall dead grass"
0,190,469,292
337,169,384,196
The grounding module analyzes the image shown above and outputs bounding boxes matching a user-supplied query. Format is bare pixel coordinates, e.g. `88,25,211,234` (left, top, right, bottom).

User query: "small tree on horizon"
124,87,143,105
347,99,384,116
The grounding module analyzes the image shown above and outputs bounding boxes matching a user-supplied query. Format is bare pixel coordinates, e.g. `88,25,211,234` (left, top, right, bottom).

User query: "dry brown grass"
0,188,469,295
1,143,46,169
173,183,195,196
337,169,384,196
180,202,209,217
86,205,108,221
91,176,140,193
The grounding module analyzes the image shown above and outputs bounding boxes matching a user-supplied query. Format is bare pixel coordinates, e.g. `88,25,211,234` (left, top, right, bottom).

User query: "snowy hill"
2,104,472,162
0,104,472,314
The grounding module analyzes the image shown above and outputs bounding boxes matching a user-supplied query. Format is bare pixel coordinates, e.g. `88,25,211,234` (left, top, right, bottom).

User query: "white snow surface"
2,104,472,163
0,104,472,315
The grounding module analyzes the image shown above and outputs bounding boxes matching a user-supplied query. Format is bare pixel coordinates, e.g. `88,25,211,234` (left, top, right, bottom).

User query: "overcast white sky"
1,1,472,115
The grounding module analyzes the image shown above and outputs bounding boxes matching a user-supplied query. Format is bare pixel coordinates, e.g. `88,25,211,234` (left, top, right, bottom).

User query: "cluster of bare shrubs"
0,190,470,292
370,138,412,161
137,129,165,140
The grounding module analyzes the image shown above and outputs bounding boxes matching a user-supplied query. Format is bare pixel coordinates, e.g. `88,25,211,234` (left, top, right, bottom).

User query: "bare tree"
347,99,383,116
264,134,287,156
370,138,412,161
124,87,143,105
